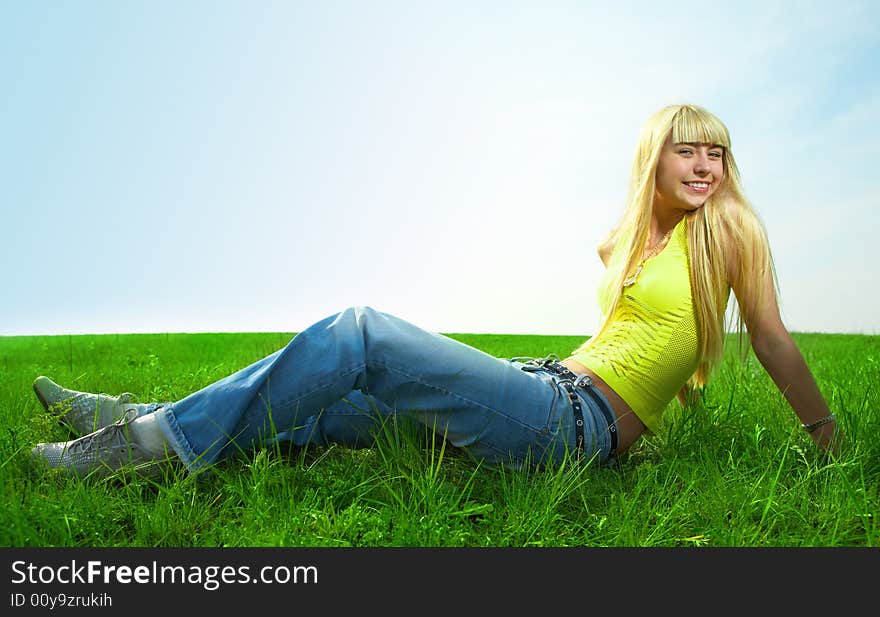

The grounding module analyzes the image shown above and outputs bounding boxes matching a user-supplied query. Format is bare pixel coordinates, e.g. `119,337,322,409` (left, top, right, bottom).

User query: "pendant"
623,263,643,288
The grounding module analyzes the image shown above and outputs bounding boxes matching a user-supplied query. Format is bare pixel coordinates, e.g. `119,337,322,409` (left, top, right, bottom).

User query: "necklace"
622,226,674,288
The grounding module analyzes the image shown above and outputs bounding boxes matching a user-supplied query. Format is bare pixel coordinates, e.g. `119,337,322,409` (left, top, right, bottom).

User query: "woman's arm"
734,265,838,452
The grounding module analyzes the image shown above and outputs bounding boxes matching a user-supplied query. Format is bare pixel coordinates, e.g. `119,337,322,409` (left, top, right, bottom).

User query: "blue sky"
2,1,878,336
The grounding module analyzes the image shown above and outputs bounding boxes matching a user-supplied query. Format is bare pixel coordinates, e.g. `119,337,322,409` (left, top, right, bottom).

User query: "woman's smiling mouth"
683,181,710,193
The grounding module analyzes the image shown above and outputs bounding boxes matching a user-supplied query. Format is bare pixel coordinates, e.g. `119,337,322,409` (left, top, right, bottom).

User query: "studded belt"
523,356,618,459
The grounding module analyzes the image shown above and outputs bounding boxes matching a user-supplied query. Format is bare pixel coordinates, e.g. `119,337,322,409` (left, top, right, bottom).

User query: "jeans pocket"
511,358,563,434
535,373,562,433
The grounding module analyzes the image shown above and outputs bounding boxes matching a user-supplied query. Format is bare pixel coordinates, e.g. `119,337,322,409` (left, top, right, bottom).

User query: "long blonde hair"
576,104,776,388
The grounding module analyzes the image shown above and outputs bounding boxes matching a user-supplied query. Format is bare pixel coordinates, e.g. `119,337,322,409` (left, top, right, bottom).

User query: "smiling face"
654,137,725,214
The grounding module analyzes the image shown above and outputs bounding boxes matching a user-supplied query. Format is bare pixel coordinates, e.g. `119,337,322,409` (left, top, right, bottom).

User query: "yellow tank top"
568,217,699,433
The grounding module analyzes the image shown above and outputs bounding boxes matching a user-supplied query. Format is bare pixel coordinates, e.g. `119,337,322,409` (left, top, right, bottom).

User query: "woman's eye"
709,151,722,159
678,149,693,156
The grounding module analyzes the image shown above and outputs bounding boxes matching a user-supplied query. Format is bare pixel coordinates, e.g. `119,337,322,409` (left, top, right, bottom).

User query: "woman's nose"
693,152,711,173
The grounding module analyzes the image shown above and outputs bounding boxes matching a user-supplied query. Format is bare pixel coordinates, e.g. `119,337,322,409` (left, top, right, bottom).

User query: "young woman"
30,104,838,478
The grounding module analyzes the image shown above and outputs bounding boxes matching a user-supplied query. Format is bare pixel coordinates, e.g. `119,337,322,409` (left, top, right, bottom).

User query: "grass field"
1,330,877,547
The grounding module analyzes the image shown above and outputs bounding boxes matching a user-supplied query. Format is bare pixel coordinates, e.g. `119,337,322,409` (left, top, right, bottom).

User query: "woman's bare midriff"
561,358,646,454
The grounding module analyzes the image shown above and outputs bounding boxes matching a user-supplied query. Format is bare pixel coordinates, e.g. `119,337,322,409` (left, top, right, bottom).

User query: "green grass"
1,331,878,547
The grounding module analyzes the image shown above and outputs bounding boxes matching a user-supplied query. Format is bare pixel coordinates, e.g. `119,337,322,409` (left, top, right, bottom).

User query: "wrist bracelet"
802,414,836,433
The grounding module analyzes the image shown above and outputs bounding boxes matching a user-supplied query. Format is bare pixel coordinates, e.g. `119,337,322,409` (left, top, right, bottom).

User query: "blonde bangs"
670,106,731,150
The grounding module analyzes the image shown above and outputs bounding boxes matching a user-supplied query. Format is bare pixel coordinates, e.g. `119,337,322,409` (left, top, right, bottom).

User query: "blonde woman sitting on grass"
30,103,838,479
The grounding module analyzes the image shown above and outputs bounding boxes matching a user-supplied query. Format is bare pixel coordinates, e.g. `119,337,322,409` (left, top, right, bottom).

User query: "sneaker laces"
65,407,139,457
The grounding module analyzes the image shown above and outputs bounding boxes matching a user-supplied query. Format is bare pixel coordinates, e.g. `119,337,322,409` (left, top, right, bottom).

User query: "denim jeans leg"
155,306,588,473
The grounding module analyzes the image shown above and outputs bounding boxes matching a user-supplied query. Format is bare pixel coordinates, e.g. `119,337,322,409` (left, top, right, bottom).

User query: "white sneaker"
30,409,168,478
33,376,152,436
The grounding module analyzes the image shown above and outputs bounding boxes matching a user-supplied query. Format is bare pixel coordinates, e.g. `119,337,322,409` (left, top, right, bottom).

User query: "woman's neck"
648,211,684,246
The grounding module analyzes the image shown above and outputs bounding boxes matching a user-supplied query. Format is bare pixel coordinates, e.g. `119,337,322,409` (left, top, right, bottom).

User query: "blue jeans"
154,306,617,473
